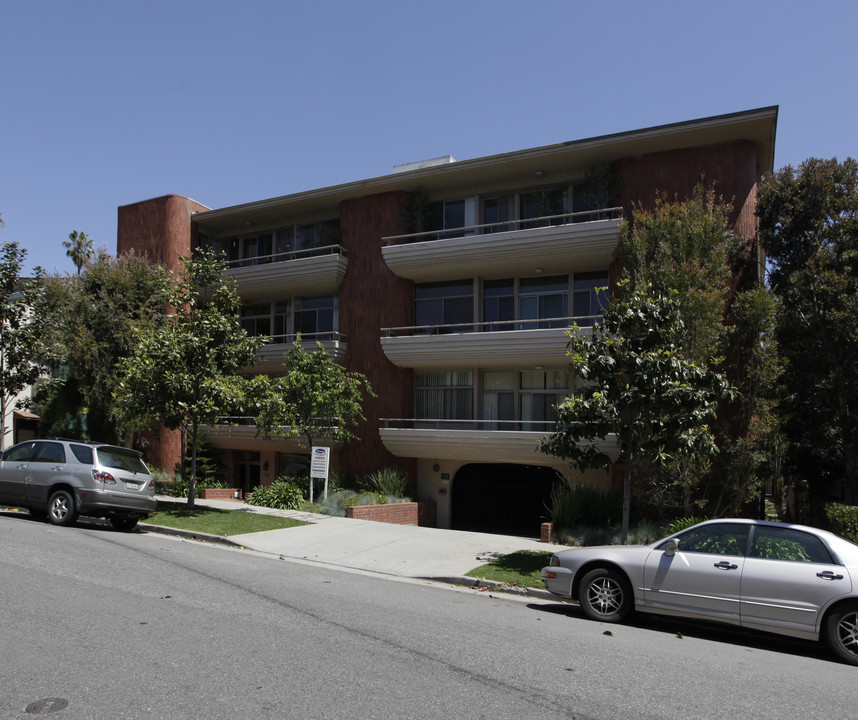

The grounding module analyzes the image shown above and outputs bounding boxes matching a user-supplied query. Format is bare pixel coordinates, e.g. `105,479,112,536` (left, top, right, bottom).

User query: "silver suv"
0,439,156,531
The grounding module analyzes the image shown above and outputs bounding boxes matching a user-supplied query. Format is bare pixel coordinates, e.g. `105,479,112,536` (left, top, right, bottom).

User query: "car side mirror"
663,538,679,557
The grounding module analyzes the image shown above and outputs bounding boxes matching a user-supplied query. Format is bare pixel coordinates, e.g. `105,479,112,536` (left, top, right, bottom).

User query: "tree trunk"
621,428,635,544
186,422,198,509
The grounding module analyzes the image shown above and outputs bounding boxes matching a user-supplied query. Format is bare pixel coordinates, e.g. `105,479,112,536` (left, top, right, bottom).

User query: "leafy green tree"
63,230,94,275
620,186,742,364
757,157,858,508
30,252,169,443
253,337,374,500
0,241,44,450
540,283,733,542
114,250,264,507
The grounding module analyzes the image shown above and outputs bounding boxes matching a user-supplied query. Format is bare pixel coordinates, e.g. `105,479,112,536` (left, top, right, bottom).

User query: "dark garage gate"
450,463,563,537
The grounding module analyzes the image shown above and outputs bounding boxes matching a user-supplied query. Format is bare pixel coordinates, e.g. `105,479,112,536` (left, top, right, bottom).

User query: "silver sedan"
542,518,858,665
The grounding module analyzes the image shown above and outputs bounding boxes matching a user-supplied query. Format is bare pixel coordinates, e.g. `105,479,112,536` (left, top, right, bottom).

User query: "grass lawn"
141,501,310,536
464,550,554,589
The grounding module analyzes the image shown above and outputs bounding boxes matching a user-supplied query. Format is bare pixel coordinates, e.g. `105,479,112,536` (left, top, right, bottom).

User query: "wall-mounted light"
533,267,544,274
433,463,440,472
534,365,544,371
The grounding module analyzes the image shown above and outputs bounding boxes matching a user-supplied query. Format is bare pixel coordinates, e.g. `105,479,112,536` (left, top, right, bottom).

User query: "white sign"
310,446,330,502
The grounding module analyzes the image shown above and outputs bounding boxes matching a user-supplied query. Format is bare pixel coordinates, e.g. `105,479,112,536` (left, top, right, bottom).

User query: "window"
200,218,339,267
427,199,467,239
3,441,38,462
519,275,569,329
674,523,750,556
415,280,473,333
34,442,66,463
520,188,567,228
750,526,833,563
70,444,94,464
573,272,609,326
294,296,337,339
482,372,515,429
520,371,569,430
415,371,473,421
482,195,515,233
240,303,272,338
483,279,515,331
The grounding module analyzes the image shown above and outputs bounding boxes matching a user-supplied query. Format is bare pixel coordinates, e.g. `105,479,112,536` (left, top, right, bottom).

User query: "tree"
29,252,170,443
540,283,733,542
253,337,374,500
63,230,94,275
114,250,265,507
757,157,858,507
620,186,742,365
0,241,44,450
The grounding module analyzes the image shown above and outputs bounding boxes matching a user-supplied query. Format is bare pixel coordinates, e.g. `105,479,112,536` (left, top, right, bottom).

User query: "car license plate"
126,482,141,490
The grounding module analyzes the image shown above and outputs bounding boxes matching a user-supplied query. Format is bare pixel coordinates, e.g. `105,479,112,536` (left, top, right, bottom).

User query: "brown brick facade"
338,192,417,485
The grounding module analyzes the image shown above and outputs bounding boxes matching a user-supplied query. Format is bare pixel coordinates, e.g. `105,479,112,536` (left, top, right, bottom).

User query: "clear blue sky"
2,0,856,276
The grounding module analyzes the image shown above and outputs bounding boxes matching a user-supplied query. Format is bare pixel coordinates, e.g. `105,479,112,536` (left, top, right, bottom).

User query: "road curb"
141,523,557,600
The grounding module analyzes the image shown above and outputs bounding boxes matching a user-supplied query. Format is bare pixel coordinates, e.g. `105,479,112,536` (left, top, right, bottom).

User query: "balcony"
225,245,348,302
379,418,618,467
381,208,622,283
203,417,345,452
247,331,347,372
380,317,597,369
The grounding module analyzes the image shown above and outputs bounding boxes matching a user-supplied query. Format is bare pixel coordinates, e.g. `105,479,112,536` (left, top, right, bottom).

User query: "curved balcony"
247,331,347,372
379,418,619,468
203,417,345,452
381,209,622,283
380,317,597,369
226,246,348,302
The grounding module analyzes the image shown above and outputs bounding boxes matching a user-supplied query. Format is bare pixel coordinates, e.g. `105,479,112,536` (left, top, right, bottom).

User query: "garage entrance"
450,463,563,537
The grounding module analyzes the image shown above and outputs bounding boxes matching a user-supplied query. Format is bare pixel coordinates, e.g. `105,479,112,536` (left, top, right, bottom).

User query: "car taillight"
92,469,117,485
148,479,154,490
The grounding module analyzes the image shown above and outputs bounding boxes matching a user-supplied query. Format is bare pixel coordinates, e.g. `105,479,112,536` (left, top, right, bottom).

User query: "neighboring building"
117,107,777,535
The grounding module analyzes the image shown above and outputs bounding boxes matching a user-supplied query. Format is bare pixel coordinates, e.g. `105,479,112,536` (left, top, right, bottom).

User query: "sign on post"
310,446,330,502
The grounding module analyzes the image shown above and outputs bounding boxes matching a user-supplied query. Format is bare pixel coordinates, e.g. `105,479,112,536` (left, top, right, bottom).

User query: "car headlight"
550,555,560,567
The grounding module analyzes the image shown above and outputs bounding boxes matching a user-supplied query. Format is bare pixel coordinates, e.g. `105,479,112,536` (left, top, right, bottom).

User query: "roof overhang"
193,106,778,236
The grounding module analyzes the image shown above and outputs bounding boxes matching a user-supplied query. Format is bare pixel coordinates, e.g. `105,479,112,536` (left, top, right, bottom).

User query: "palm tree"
63,230,93,275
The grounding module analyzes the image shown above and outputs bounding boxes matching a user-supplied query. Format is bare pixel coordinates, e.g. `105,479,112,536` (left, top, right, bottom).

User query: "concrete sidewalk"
145,496,565,588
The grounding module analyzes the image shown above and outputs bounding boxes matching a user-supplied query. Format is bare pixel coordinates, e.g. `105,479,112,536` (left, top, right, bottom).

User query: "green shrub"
248,480,304,511
824,503,858,543
364,467,409,498
548,482,626,529
665,516,708,536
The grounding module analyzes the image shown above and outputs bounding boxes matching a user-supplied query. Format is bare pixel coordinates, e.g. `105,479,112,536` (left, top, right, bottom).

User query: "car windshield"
96,447,150,474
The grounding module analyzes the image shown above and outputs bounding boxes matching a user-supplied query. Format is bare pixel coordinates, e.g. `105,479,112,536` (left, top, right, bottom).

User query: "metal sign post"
310,446,330,502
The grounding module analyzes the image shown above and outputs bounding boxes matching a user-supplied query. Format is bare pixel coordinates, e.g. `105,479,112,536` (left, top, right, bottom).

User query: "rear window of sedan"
96,448,150,474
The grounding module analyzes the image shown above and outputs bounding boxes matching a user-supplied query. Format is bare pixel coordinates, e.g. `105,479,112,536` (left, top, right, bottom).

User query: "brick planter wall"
346,501,437,527
199,488,244,501
541,522,554,543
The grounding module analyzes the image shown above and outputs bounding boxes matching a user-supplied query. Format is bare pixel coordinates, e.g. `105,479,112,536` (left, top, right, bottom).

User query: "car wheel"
824,602,858,665
110,516,138,532
578,567,633,623
47,490,78,527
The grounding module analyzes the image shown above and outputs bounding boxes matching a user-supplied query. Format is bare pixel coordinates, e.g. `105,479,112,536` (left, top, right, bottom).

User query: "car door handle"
714,561,738,570
817,571,844,580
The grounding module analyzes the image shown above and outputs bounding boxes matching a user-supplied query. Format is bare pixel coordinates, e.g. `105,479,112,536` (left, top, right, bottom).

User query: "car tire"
110,516,138,532
578,567,633,623
824,602,858,665
47,490,78,527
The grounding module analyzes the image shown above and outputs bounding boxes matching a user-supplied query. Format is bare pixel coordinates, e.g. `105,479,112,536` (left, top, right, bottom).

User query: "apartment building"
116,107,777,534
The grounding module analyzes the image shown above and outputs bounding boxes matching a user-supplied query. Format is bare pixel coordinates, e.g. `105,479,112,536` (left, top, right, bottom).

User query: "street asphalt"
143,495,567,597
